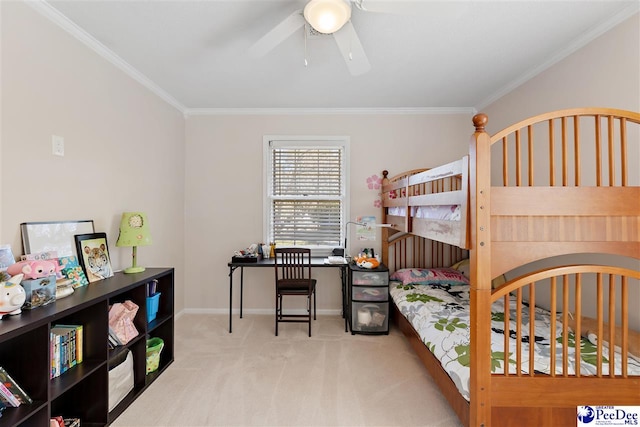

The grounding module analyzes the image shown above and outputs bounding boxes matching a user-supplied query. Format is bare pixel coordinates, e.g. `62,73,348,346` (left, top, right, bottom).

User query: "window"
264,136,349,256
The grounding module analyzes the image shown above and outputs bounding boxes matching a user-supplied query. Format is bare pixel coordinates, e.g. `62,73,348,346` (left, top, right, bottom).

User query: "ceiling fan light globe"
304,0,351,34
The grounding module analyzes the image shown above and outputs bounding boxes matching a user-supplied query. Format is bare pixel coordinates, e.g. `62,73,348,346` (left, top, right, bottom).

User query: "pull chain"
348,20,353,61
304,24,309,67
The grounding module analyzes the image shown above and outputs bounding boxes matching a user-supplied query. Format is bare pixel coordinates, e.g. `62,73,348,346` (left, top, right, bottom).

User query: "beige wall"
0,3,186,310
481,13,639,132
184,114,472,313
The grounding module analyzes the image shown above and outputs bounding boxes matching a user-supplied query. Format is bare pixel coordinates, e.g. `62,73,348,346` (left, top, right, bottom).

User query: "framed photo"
21,220,95,258
0,244,16,272
74,233,114,283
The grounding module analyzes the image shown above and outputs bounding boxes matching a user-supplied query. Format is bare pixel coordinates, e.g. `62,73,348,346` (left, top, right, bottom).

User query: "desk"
227,258,348,333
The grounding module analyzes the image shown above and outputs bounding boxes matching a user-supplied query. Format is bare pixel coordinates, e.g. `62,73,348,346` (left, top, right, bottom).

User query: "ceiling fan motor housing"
303,0,352,34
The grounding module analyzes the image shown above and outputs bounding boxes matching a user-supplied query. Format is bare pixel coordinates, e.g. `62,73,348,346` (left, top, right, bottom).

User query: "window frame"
263,135,350,257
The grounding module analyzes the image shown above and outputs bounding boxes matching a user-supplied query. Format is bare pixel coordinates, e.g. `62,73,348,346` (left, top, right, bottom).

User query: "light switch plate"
52,135,64,156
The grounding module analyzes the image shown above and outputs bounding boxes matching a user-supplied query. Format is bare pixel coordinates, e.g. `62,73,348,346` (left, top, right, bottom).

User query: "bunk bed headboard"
380,157,470,273
381,230,468,274
471,108,640,281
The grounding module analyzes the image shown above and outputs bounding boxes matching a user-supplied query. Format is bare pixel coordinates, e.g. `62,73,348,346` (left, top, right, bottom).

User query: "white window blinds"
266,139,347,251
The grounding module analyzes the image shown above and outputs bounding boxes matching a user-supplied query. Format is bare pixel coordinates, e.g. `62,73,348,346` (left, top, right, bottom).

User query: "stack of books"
0,366,32,408
50,325,83,379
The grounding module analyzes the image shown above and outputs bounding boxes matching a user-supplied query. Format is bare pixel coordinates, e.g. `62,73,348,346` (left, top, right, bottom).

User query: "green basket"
146,337,164,374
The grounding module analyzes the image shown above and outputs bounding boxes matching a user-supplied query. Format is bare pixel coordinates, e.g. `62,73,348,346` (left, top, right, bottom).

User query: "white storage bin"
108,350,134,412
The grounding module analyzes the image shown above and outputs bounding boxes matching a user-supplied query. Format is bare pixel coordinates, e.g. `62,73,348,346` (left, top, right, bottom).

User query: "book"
0,366,32,405
64,418,81,427
108,327,123,347
50,332,61,378
51,327,70,375
0,381,20,407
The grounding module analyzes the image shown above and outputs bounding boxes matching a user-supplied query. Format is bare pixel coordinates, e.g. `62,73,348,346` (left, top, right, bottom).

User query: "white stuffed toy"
0,274,26,319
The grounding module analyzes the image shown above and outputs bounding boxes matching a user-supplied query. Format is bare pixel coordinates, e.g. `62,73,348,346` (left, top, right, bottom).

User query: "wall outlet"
52,135,64,156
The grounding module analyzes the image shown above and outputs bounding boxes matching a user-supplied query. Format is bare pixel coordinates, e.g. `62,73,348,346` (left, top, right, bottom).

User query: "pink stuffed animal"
7,259,57,280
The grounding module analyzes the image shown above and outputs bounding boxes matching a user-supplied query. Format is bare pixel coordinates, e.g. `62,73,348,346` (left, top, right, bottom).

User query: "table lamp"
116,212,152,273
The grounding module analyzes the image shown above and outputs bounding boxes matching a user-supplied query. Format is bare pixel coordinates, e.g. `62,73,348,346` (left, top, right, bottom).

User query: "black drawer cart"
348,263,389,334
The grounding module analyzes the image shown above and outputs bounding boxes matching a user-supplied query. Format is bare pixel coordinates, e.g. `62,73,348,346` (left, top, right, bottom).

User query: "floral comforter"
390,282,640,401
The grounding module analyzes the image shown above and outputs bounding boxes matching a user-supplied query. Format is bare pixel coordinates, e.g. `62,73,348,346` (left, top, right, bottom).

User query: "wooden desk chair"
274,248,317,337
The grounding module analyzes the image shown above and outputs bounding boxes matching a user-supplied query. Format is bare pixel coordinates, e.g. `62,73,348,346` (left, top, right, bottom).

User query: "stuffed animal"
354,256,380,269
6,259,57,280
0,274,26,319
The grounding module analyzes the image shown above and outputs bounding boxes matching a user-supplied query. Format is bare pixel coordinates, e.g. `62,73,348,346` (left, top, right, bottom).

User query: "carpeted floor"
112,314,463,427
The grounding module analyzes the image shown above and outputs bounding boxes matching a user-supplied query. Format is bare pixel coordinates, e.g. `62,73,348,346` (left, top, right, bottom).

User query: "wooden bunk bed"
380,108,640,427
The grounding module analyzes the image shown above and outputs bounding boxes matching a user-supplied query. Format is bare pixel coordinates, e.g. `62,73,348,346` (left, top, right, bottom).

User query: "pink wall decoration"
366,174,383,208
366,174,381,190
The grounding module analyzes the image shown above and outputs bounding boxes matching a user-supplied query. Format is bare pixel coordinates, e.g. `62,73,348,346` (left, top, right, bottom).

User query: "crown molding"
26,0,187,114
475,3,640,111
185,107,477,116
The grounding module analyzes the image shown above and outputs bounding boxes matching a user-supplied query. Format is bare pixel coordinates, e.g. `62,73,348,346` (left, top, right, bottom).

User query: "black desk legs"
342,266,348,332
240,267,244,318
228,265,237,333
229,266,246,333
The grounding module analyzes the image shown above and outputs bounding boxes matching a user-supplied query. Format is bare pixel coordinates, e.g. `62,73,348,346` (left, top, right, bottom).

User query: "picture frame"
74,232,114,283
0,244,16,272
21,220,95,258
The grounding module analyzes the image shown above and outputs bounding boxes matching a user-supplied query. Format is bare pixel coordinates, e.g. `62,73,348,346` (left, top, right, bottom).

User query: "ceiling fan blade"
333,21,371,76
249,10,305,58
352,0,416,14
353,1,472,17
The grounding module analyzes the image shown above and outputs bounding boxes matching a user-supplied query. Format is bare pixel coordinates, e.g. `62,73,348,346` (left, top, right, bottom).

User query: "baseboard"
183,308,342,316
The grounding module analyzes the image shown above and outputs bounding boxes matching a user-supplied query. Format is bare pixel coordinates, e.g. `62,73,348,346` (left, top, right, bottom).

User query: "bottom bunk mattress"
389,276,640,401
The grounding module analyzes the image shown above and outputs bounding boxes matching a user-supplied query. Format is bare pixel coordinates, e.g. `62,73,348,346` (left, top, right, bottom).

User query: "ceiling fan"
249,0,408,76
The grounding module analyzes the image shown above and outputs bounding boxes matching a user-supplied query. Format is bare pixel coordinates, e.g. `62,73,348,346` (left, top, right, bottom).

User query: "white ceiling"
32,0,639,113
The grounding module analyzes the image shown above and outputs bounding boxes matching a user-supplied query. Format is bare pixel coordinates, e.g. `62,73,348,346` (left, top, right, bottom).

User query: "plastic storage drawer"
352,286,387,301
351,271,388,287
351,302,389,332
